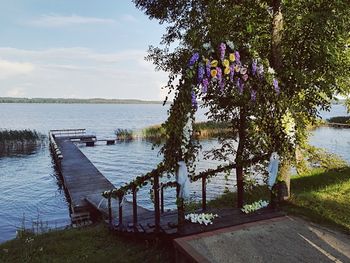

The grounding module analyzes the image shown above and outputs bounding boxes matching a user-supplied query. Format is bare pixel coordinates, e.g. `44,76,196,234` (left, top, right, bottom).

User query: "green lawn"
285,167,350,233
0,224,172,263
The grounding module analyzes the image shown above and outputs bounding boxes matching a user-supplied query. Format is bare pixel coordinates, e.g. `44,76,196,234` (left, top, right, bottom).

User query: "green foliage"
132,0,350,181
304,145,348,170
285,167,350,233
327,116,350,124
0,224,172,263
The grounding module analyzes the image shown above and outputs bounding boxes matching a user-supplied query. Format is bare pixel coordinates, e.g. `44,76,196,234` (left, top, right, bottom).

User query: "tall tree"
133,0,350,207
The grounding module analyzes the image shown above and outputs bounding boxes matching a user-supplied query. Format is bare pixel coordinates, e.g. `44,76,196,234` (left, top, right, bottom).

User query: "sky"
0,0,169,100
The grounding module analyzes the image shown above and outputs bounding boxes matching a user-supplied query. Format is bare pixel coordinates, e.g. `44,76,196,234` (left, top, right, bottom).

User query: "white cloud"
120,14,138,23
0,47,168,100
0,59,34,79
27,14,116,27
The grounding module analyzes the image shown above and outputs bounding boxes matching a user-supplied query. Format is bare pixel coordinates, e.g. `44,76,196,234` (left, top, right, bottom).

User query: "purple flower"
251,90,257,101
230,65,235,82
205,61,211,78
237,78,244,94
219,79,225,92
273,78,280,94
235,51,240,64
188,52,199,67
191,91,198,109
252,60,257,76
216,67,222,82
202,78,209,94
242,74,249,81
257,64,264,78
197,65,205,83
219,43,226,61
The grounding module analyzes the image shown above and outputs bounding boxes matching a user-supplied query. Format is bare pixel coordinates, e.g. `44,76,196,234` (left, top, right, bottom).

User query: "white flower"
226,40,235,50
203,42,212,50
267,67,275,74
241,200,269,214
185,213,218,225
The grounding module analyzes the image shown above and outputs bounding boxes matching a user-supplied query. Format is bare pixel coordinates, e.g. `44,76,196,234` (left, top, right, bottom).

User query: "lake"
0,103,349,243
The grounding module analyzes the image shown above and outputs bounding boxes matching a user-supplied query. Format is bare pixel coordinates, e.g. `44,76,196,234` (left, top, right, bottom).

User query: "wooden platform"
49,129,149,225
108,206,284,238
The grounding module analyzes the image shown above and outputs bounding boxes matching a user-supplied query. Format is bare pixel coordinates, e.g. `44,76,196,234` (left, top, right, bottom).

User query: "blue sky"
0,0,169,100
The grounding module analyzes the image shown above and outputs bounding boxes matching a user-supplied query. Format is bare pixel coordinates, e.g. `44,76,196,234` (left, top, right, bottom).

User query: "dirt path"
174,216,350,263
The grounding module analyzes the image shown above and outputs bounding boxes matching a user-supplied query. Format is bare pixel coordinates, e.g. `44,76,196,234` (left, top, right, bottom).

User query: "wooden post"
132,186,138,231
177,184,185,227
108,197,112,226
160,185,164,214
202,176,207,211
118,194,123,228
153,174,160,233
235,106,247,209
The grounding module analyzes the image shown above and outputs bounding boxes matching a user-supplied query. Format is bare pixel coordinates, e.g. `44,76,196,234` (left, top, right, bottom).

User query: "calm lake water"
0,103,349,243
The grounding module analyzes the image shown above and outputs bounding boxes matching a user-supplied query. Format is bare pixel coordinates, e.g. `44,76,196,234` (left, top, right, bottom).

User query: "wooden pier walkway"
50,128,283,238
49,129,148,225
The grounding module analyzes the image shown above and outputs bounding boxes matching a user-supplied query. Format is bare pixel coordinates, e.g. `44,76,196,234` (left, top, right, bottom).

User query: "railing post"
154,173,160,233
108,197,112,226
132,186,138,231
118,194,123,229
177,184,185,227
202,176,207,211
160,185,164,214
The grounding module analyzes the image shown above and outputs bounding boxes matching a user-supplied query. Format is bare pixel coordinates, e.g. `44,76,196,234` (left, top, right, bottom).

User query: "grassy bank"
0,224,172,263
193,166,350,233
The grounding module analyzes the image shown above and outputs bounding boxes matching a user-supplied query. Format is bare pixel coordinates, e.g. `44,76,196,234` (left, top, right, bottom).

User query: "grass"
284,167,350,233
0,224,173,263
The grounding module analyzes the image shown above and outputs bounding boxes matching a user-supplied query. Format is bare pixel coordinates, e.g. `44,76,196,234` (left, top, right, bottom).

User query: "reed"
140,121,231,141
115,129,134,140
0,129,42,143
0,129,44,156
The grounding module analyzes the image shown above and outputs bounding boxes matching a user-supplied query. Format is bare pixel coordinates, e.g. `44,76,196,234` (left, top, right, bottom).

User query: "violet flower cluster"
187,42,280,109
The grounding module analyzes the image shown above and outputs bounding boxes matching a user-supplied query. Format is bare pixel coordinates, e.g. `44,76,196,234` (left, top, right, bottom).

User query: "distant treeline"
0,97,163,104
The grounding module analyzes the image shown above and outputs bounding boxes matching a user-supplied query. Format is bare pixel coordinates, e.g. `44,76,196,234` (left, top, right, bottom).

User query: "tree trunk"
235,107,247,208
271,0,291,200
271,0,283,71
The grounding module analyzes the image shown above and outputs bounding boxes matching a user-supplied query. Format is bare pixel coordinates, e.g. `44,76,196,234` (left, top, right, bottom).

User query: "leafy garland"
102,41,296,200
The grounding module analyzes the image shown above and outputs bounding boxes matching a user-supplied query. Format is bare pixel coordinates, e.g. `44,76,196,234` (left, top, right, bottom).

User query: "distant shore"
0,97,164,104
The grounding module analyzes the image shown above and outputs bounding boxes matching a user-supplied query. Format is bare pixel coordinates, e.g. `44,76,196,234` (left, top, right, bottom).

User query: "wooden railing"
103,154,269,233
50,129,86,137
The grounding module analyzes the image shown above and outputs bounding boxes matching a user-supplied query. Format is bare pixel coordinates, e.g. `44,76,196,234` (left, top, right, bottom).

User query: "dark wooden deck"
107,205,284,238
49,129,148,224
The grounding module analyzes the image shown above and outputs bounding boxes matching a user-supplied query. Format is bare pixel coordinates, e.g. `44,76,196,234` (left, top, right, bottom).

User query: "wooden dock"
49,128,283,239
49,129,147,225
